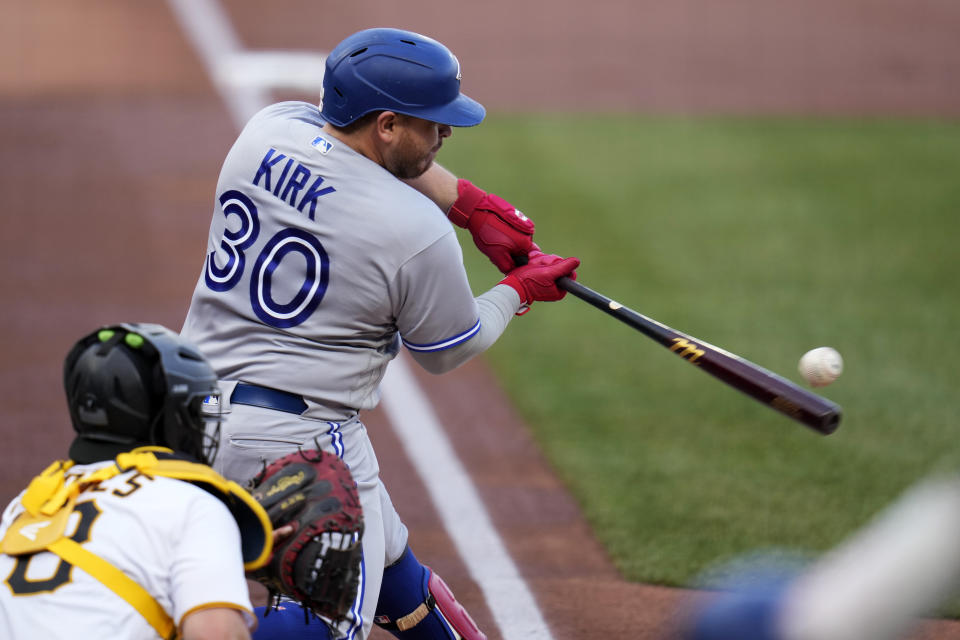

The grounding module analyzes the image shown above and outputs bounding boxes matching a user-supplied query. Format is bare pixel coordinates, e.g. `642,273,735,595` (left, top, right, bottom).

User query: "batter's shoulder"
241,101,324,133
378,180,458,255
378,176,451,225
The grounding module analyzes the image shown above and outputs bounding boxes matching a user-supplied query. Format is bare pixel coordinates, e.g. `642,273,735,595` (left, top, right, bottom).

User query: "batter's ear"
375,111,401,142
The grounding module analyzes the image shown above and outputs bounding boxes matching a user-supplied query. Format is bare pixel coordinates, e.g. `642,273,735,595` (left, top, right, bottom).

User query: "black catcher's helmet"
63,323,221,465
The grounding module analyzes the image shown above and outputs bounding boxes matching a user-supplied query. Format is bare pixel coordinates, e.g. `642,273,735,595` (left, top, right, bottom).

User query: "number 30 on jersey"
204,190,329,329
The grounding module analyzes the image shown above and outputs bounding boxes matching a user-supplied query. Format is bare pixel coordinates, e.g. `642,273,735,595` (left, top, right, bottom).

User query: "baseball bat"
557,277,841,435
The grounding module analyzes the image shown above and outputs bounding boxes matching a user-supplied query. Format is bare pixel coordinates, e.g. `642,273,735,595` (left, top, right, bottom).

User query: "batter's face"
384,115,452,179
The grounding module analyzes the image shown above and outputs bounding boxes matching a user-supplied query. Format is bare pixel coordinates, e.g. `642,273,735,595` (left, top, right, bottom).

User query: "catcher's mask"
63,323,221,465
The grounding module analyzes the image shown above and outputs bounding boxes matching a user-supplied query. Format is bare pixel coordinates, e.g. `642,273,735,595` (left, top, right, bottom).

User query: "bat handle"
558,276,608,305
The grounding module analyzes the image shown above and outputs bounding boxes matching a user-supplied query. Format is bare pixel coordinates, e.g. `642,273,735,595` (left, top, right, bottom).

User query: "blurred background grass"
440,114,960,588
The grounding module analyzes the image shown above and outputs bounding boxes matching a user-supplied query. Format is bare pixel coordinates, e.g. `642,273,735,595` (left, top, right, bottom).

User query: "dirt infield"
3,1,960,638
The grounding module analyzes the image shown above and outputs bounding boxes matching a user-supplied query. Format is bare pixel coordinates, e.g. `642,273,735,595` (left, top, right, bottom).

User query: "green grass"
439,115,960,593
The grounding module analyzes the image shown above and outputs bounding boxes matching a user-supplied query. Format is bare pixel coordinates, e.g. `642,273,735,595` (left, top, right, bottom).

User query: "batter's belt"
231,382,307,415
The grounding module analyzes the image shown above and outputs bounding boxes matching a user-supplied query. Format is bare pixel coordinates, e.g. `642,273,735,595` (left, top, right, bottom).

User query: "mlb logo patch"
202,394,221,416
311,135,334,155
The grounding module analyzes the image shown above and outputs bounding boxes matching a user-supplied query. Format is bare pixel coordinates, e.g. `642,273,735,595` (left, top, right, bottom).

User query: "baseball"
799,347,843,387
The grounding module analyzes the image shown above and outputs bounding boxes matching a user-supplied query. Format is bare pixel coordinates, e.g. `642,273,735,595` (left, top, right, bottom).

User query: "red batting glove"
448,179,535,273
500,252,580,313
526,242,545,261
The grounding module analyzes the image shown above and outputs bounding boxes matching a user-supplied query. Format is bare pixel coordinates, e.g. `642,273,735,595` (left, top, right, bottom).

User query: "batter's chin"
414,158,436,179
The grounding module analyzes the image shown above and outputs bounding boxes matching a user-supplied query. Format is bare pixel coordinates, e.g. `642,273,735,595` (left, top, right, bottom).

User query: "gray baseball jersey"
182,101,484,421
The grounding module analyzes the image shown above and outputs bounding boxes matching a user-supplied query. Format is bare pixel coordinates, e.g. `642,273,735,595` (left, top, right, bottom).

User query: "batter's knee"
375,546,486,640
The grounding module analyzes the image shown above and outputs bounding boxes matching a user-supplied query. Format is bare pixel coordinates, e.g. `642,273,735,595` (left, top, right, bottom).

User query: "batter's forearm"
403,163,459,212
408,285,521,374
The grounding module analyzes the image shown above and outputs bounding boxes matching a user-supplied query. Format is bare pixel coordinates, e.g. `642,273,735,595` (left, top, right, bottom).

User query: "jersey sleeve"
168,490,255,629
408,283,521,374
392,231,482,353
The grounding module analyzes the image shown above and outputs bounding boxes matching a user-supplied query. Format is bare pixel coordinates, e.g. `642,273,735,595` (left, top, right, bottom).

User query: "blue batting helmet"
320,28,485,128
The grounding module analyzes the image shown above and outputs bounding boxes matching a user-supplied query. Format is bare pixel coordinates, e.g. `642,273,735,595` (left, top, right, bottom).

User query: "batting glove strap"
447,179,487,228
500,274,533,307
449,179,536,273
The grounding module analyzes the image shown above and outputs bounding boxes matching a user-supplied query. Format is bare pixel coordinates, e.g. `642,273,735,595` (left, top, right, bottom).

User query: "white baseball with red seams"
799,347,843,387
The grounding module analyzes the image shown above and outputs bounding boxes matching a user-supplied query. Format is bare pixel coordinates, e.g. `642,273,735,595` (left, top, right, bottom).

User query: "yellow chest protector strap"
46,537,176,640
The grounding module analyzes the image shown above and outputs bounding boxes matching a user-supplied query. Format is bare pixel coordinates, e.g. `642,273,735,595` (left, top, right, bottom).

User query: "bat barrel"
700,356,842,435
559,277,842,435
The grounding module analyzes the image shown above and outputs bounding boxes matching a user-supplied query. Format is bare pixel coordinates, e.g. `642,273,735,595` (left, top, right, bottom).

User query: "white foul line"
380,356,554,639
166,0,266,129
166,1,553,638
217,50,328,94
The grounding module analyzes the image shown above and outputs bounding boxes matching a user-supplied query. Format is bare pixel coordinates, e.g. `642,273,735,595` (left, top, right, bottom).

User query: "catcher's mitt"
249,448,364,622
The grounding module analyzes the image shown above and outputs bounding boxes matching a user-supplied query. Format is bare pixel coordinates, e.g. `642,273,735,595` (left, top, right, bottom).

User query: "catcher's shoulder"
115,451,273,569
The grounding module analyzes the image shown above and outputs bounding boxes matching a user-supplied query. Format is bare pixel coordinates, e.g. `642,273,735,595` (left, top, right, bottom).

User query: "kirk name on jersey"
253,148,336,220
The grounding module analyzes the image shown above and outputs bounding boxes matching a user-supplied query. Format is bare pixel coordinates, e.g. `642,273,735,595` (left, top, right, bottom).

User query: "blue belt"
231,382,307,415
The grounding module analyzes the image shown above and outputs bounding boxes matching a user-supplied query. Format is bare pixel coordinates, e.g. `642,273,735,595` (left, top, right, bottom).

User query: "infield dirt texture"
3,2,959,638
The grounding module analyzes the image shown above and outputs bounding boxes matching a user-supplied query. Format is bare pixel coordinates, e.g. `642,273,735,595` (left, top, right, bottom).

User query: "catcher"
0,323,270,639
0,323,363,640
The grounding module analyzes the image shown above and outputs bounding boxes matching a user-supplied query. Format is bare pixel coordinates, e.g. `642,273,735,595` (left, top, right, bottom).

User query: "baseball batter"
181,27,579,640
0,323,271,640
